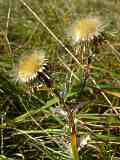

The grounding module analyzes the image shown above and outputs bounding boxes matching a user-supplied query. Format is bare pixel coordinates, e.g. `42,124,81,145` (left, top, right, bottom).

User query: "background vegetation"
0,0,120,159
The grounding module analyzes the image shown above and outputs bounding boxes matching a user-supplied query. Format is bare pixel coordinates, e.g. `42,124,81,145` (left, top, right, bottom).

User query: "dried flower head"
69,17,104,44
17,50,47,83
79,135,91,149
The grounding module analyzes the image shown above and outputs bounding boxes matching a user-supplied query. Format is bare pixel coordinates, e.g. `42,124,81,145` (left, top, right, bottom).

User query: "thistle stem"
71,124,79,160
68,111,79,160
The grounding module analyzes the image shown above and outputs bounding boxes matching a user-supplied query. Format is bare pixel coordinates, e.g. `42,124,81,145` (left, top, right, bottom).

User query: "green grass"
0,0,120,159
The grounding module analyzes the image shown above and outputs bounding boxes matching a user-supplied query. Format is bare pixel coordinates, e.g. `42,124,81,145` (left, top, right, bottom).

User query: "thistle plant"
1,0,120,160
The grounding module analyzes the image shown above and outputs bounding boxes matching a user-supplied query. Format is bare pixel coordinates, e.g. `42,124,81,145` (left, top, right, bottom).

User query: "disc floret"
69,17,105,44
17,50,47,83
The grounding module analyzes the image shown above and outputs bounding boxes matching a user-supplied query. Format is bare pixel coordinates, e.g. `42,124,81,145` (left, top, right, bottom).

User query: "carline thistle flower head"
17,50,47,83
69,17,105,44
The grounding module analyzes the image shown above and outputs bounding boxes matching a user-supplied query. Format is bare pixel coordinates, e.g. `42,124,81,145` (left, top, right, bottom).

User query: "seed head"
69,17,104,44
17,50,47,83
